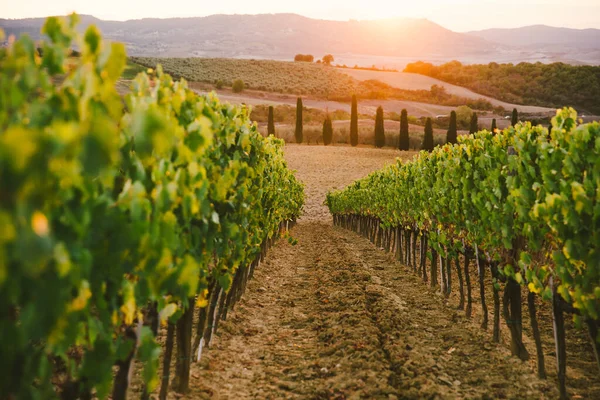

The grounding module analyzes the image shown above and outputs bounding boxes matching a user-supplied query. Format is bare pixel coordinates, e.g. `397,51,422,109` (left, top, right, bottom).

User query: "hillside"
131,57,498,109
0,14,491,59
338,69,553,113
404,61,600,114
1,14,598,65
468,25,600,49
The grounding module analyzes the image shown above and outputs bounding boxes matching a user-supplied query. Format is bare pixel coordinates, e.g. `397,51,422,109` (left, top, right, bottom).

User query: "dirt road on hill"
169,145,566,400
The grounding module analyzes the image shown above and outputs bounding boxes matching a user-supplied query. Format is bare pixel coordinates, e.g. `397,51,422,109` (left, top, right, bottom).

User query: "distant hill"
0,14,504,59
467,25,600,49
1,14,598,65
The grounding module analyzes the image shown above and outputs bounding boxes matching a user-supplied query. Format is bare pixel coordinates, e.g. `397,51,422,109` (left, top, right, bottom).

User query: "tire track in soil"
187,220,557,399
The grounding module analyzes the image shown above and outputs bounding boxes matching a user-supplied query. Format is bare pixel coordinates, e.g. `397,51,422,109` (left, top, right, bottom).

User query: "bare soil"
132,144,599,399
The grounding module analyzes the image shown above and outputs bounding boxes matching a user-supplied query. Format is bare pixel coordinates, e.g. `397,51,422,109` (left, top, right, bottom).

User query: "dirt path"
172,145,567,399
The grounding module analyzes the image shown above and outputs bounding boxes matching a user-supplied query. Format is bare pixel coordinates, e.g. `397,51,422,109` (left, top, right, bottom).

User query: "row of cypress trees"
268,97,520,150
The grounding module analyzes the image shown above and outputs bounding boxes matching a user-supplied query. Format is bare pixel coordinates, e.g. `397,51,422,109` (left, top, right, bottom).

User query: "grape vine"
326,108,599,398
0,15,304,399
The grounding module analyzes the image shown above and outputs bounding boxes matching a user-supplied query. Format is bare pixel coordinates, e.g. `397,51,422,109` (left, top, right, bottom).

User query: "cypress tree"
295,98,303,143
469,112,479,134
350,95,358,146
399,108,410,150
422,117,434,151
491,118,497,134
267,105,275,136
374,106,385,148
322,113,333,145
446,111,457,144
511,108,518,127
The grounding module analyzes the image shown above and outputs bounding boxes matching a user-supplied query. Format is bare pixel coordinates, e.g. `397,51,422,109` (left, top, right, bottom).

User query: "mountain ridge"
1,14,598,65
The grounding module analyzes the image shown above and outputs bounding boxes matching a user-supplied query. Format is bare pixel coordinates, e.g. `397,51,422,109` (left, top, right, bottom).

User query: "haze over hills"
1,14,599,65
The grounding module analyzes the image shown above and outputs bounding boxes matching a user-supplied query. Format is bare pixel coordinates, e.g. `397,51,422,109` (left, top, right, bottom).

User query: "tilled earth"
136,145,597,399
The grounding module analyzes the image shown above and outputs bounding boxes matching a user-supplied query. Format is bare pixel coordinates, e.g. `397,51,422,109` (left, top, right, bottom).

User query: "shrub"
422,118,434,151
268,106,275,136
469,112,479,134
295,98,303,143
374,106,385,148
350,95,358,147
446,111,457,144
232,79,245,93
323,114,333,145
215,79,224,89
399,109,410,150
294,54,315,62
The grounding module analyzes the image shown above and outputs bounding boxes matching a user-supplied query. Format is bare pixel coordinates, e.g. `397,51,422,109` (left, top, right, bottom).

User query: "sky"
1,0,599,32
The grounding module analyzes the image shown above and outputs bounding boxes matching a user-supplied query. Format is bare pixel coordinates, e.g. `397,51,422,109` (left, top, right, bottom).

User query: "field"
130,57,501,110
404,61,600,115
340,69,555,113
147,145,599,399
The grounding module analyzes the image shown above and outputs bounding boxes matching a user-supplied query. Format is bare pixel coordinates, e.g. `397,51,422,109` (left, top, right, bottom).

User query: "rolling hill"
1,13,589,63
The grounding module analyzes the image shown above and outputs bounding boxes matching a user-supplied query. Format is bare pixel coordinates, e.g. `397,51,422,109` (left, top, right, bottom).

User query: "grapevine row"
0,15,304,399
326,108,599,398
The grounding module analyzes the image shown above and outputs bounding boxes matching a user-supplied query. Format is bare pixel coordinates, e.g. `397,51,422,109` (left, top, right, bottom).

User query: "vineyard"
326,109,600,398
0,15,303,399
3,13,600,400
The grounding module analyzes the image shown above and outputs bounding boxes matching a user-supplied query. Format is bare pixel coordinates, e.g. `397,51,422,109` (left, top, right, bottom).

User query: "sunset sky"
1,0,599,31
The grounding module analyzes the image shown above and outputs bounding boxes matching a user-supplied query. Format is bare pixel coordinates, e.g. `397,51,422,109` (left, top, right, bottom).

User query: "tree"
295,98,303,143
267,106,275,136
350,95,358,147
322,113,333,145
322,54,334,66
422,117,434,151
455,105,474,129
491,118,497,134
446,111,457,144
374,106,385,148
294,54,314,62
469,112,479,134
232,79,245,93
399,109,410,150
511,108,518,126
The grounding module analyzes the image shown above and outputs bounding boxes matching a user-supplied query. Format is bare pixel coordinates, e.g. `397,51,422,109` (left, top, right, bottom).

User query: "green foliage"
295,98,303,143
422,118,434,151
268,105,275,136
469,112,479,134
294,54,314,62
322,114,333,145
0,17,304,399
511,108,519,127
326,107,600,324
232,78,245,93
399,109,410,150
374,106,385,148
215,79,224,89
446,111,457,144
405,60,600,114
350,95,358,147
456,105,474,129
